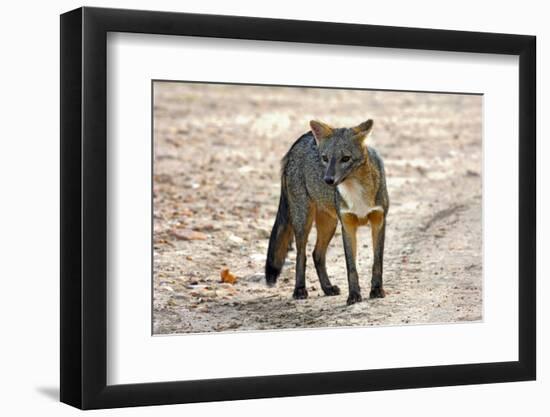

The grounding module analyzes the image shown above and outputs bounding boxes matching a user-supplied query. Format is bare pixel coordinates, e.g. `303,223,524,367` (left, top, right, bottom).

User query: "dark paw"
265,275,277,287
322,285,341,296
265,264,280,287
346,291,362,305
293,287,309,300
369,287,386,298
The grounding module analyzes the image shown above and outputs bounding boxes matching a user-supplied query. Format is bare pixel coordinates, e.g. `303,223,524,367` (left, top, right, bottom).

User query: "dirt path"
152,82,482,334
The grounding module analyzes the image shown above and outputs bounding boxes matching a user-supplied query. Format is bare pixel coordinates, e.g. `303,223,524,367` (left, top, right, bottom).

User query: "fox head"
310,119,374,186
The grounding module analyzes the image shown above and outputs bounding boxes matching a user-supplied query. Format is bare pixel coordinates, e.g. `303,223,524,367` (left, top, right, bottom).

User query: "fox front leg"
340,214,362,305
369,211,386,298
312,210,340,296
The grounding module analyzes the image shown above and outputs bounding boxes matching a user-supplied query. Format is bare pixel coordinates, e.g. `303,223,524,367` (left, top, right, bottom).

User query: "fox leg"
289,201,315,300
368,211,386,298
313,210,340,296
340,214,362,305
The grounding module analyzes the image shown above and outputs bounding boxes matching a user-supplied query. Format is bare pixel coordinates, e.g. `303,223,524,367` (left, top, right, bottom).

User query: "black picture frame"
60,6,536,410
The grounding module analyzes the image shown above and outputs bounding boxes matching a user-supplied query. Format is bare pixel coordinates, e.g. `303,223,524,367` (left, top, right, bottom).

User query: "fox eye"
322,155,329,163
341,156,351,163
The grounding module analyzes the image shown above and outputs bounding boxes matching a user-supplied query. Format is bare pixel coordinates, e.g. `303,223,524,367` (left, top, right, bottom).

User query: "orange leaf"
220,268,237,284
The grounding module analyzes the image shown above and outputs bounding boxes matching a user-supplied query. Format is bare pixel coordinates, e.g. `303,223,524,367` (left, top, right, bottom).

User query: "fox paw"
265,276,277,287
322,285,341,296
369,287,386,299
293,287,309,300
346,291,362,305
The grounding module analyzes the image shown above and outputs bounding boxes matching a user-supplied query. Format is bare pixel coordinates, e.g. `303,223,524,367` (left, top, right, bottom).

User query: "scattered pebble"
171,229,208,241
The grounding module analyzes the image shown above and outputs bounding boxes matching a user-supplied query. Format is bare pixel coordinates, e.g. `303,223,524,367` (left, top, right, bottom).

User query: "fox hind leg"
289,199,314,300
313,210,340,296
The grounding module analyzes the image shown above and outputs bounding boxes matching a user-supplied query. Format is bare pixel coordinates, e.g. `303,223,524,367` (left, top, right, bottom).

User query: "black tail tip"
265,263,280,287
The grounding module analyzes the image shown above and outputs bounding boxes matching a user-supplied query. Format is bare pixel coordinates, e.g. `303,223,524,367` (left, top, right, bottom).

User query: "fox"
265,119,389,305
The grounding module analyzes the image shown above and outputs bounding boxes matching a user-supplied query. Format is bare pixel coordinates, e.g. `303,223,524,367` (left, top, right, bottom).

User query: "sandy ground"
152,82,482,334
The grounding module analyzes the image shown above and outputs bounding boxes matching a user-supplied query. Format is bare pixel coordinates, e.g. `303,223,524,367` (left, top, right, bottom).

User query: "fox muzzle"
324,158,338,185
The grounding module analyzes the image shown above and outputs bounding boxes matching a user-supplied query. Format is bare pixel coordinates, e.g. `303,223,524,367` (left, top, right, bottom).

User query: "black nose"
324,176,335,185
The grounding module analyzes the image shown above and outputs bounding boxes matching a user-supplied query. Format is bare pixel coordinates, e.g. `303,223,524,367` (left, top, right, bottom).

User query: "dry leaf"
220,268,237,284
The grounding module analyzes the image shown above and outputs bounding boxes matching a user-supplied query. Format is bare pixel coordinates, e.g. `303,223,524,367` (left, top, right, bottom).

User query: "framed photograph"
60,6,536,410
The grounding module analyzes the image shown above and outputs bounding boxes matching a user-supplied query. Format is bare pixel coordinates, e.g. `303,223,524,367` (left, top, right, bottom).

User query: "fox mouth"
325,176,347,187
334,174,350,186
324,168,352,186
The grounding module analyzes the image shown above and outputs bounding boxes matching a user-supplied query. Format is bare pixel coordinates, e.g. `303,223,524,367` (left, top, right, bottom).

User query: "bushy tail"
265,183,293,286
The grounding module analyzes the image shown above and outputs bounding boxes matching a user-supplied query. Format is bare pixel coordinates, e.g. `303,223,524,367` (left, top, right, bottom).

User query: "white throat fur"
337,178,383,218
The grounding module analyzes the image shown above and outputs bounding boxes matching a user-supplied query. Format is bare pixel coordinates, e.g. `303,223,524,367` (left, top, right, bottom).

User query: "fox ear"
310,120,333,144
352,119,374,146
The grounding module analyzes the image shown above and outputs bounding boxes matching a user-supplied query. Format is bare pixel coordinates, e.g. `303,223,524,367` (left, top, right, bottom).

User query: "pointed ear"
310,120,334,144
352,119,374,147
